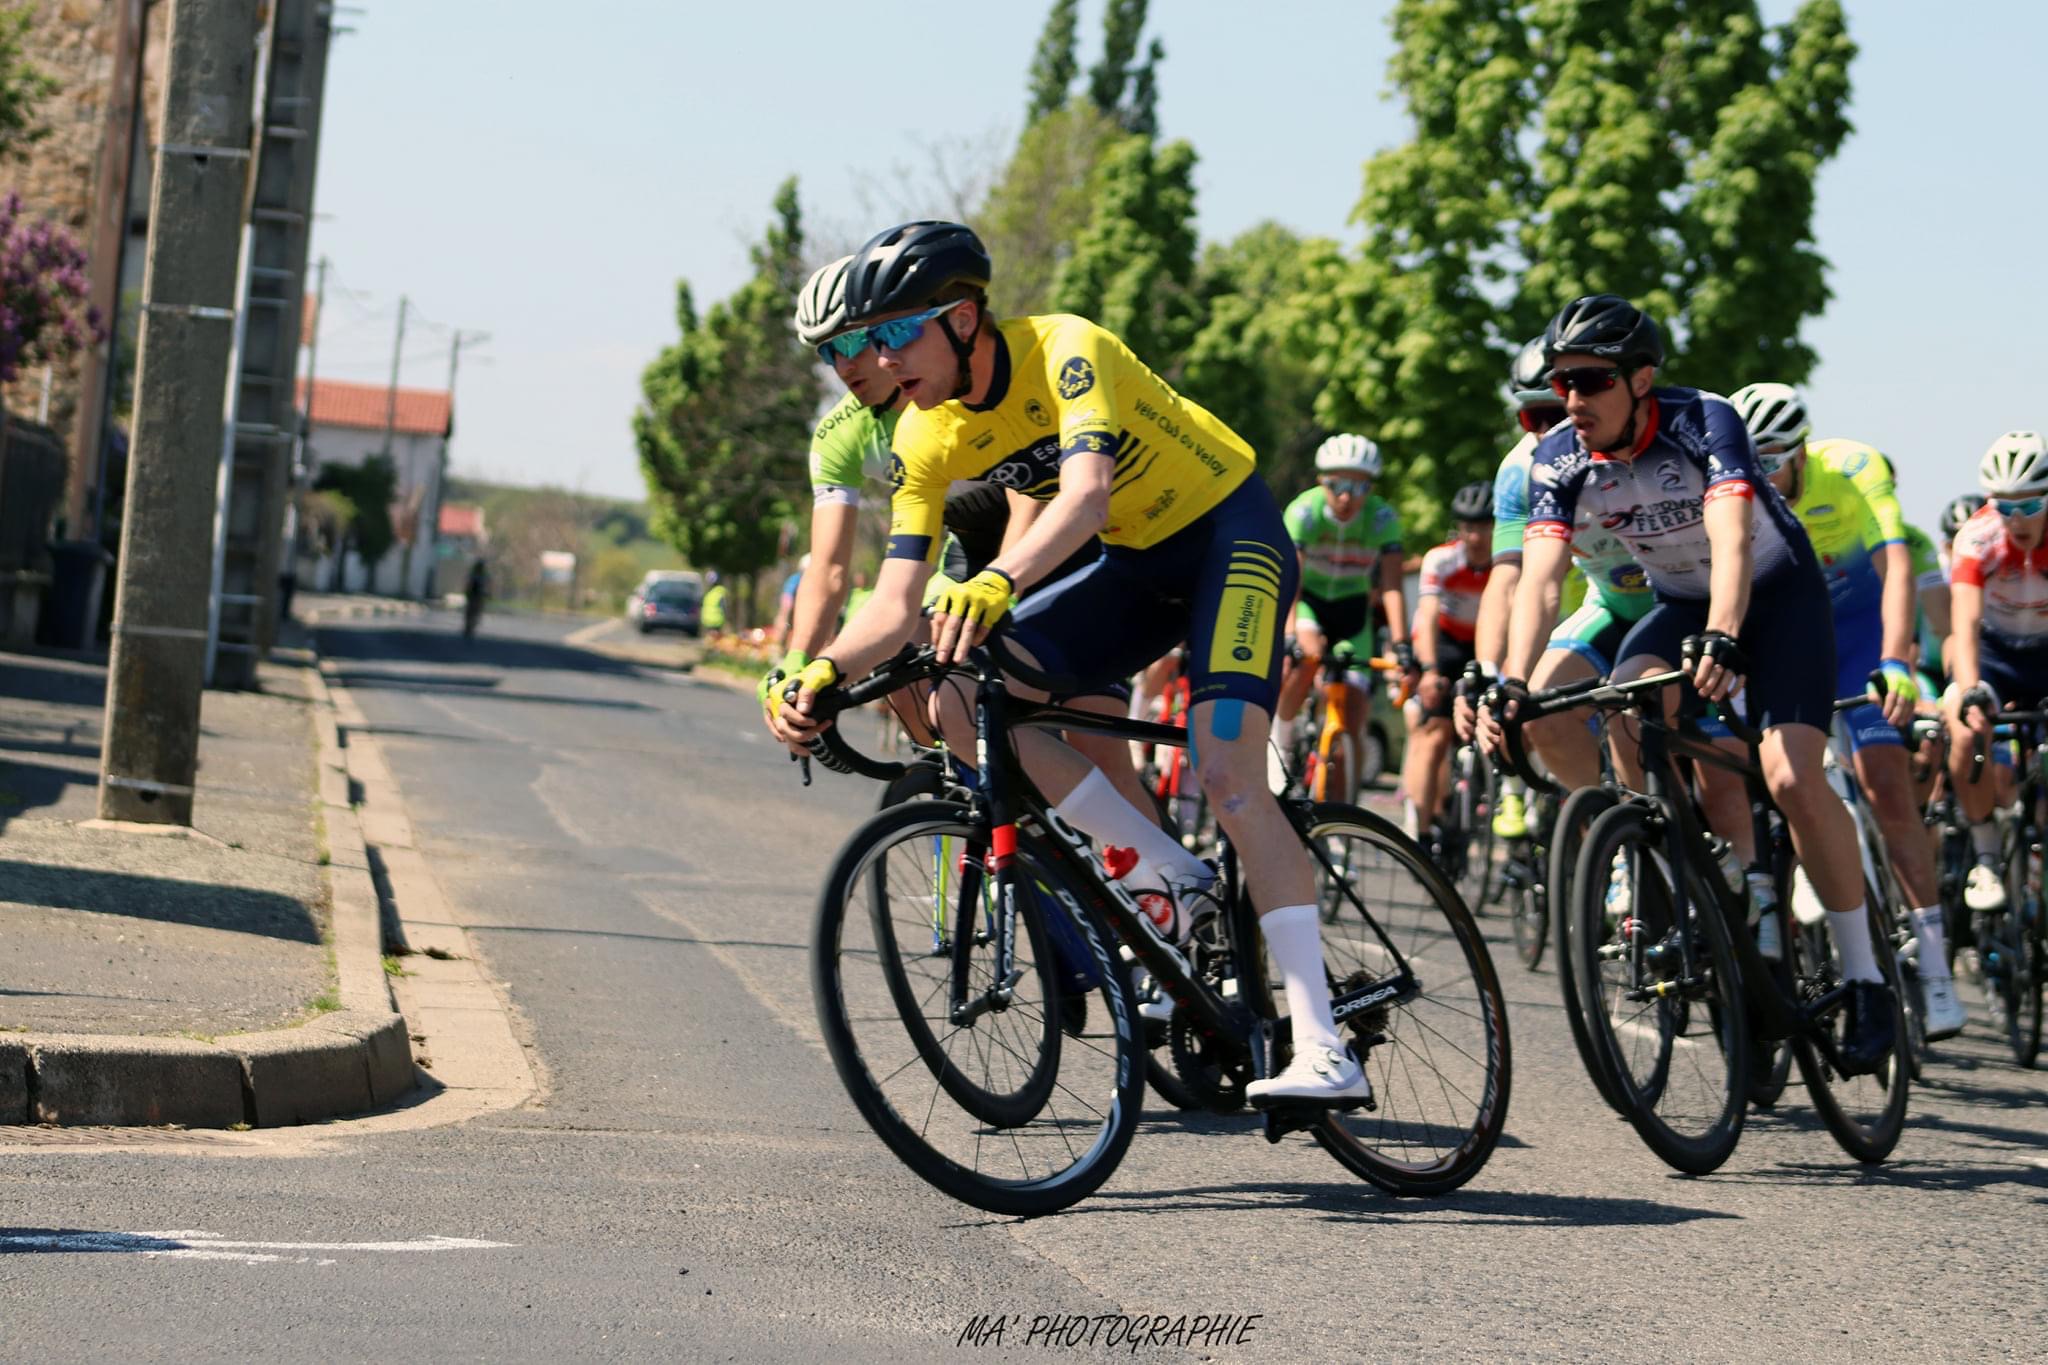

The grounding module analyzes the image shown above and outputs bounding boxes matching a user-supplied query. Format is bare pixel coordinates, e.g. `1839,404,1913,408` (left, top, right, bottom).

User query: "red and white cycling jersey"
1951,503,2048,640
1417,539,1490,643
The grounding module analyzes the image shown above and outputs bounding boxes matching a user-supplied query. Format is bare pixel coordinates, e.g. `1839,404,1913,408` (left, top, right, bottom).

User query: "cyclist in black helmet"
1479,293,1899,1075
778,219,1375,1105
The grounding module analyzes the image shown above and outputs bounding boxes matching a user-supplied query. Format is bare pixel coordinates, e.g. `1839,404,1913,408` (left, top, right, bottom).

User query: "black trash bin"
41,540,112,651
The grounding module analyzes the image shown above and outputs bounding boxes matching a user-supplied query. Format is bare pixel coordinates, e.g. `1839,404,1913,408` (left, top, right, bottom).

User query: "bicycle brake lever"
792,751,812,788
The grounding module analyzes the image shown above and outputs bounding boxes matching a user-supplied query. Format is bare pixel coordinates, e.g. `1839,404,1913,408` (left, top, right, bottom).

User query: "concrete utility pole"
380,294,409,594
422,327,488,596
212,0,336,683
99,0,261,826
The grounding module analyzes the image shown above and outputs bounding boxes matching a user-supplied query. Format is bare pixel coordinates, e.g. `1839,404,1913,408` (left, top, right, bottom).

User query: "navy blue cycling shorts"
1007,474,1297,713
1977,630,2048,712
1615,556,1837,734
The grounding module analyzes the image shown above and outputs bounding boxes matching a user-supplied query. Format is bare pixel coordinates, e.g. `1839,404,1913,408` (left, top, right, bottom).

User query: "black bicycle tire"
1298,802,1513,1197
1510,868,1546,971
2000,829,2044,1068
875,756,949,811
862,811,1063,1129
1790,903,1912,1163
814,801,1143,1216
1549,785,1626,1113
1571,802,1749,1175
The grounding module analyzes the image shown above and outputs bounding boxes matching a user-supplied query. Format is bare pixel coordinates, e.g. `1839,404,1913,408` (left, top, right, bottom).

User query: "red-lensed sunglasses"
1549,366,1626,398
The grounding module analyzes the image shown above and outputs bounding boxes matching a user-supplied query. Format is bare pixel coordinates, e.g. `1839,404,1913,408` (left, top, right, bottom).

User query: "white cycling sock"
1054,767,1208,891
1972,821,2001,859
1828,903,1883,985
1911,906,1951,980
1271,715,1295,751
1259,903,1344,1053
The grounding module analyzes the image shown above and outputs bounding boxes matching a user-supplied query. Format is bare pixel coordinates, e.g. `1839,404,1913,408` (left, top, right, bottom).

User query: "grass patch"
381,955,409,978
308,989,340,1014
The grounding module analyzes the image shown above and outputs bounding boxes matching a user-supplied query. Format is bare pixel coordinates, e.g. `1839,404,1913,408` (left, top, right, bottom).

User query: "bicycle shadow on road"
1069,1181,1742,1229
1715,1157,2048,1196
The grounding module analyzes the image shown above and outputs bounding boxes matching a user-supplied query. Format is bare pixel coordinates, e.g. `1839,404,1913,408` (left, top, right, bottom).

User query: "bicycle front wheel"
1300,803,1513,1196
813,801,1143,1216
1550,785,1625,1113
1571,803,1749,1175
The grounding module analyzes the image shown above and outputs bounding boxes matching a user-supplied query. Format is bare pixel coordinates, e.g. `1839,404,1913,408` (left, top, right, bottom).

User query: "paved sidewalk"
0,626,411,1126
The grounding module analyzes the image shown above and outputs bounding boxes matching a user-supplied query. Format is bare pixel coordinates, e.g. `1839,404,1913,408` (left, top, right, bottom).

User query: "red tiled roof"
439,503,484,539
296,377,452,437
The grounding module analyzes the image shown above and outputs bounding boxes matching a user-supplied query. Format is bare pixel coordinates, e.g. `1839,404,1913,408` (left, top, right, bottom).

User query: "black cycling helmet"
1543,293,1665,370
1941,493,1987,539
1451,480,1495,522
842,220,993,324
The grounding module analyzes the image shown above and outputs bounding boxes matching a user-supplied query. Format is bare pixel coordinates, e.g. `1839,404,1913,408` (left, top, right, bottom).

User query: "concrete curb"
1,647,417,1129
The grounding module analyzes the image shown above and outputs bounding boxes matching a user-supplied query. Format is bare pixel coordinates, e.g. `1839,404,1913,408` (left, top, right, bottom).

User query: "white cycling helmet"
794,255,855,347
1314,434,1381,478
1979,430,2048,497
1728,382,1811,475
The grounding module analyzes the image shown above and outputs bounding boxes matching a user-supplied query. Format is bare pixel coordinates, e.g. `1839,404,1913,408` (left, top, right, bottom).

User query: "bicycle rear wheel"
1550,785,1625,1113
814,801,1143,1216
1571,803,1749,1175
1999,828,2044,1068
1790,903,1911,1162
1298,802,1512,1196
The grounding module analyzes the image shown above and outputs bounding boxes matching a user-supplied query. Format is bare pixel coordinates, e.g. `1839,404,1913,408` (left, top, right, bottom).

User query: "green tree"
1179,223,1345,494
313,455,397,580
1328,0,1854,541
977,102,1125,318
1048,134,1200,373
1124,39,1165,138
1086,0,1148,116
0,4,54,162
635,179,818,616
1024,0,1079,125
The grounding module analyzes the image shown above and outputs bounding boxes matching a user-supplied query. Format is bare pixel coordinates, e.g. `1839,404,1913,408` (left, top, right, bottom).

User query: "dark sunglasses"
817,300,966,364
1994,496,2046,519
1549,366,1628,397
1322,477,1373,497
1518,405,1566,434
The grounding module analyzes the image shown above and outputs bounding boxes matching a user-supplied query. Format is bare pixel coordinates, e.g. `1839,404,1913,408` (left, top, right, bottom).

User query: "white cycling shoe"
1246,1042,1373,1106
1920,972,1967,1041
1964,862,2007,913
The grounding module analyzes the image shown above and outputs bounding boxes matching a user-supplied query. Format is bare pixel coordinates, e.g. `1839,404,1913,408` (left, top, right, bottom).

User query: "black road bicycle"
1500,664,1911,1174
799,641,1512,1216
1960,708,2048,1067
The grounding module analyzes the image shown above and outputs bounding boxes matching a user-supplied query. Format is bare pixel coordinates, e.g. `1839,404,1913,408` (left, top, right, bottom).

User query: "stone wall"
2,0,165,478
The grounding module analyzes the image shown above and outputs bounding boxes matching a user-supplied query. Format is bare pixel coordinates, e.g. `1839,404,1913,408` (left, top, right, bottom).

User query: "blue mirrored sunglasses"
817,300,966,364
1994,496,2046,518
1322,477,1373,497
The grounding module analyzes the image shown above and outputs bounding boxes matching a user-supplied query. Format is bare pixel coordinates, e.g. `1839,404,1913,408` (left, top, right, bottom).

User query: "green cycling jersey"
1283,486,1402,600
809,392,902,505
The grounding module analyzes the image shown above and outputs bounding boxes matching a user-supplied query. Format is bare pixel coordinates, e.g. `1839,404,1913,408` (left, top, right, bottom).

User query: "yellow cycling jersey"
1807,437,1904,546
884,314,1255,562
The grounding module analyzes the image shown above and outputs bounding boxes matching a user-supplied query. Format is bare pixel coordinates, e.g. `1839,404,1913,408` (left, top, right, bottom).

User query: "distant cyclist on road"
1944,432,2048,919
1269,434,1413,793
1403,481,1494,843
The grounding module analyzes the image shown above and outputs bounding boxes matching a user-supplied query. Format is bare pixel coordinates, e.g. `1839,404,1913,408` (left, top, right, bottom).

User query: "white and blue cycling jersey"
1525,387,1812,600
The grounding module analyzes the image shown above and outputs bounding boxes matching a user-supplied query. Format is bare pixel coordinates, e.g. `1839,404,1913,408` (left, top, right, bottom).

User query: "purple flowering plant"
0,190,104,384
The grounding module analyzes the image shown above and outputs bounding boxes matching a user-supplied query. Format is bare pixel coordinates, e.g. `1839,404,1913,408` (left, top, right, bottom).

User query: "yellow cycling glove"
785,656,840,703
759,649,808,720
929,568,1016,632
1878,658,1920,708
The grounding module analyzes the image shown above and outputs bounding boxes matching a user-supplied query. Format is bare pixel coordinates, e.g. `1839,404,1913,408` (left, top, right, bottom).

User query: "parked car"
631,577,702,636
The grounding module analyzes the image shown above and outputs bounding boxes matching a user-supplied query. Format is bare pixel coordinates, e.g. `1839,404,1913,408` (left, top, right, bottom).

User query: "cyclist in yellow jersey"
778,221,1372,1104
1733,383,1961,1037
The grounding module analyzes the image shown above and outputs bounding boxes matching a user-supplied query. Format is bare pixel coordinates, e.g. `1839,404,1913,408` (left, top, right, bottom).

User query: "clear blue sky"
308,2,2046,534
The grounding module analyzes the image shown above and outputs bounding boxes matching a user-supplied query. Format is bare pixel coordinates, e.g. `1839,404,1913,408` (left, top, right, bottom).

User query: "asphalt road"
3,608,2045,1362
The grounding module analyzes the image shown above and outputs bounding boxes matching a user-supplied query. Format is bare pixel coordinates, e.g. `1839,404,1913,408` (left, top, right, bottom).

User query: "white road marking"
0,1230,513,1266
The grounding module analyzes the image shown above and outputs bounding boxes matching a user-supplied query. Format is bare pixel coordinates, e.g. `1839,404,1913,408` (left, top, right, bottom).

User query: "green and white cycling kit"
809,391,901,507
1284,486,1402,653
